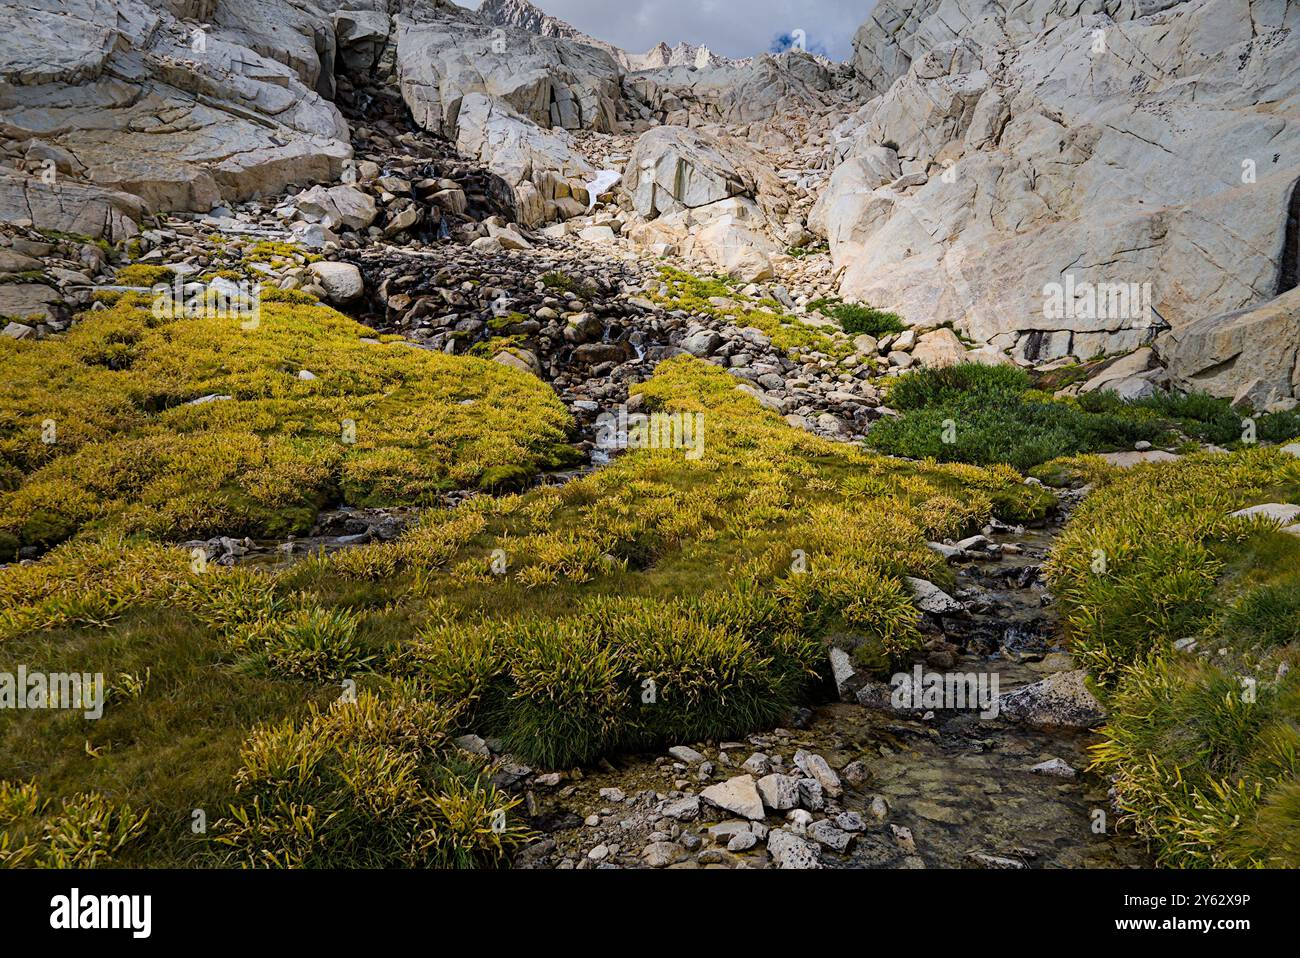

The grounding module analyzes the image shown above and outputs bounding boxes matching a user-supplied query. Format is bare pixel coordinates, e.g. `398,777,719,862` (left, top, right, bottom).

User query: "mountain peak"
478,0,605,46
478,0,736,71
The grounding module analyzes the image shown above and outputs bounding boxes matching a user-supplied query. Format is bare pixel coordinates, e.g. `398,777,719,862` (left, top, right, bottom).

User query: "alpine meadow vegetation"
1046,450,1300,867
0,332,1049,867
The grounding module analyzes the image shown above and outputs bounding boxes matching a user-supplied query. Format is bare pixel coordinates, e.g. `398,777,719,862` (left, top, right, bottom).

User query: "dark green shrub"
886,363,1031,411
1258,410,1300,445
1077,388,1300,448
808,298,906,338
1078,389,1238,445
866,396,1164,472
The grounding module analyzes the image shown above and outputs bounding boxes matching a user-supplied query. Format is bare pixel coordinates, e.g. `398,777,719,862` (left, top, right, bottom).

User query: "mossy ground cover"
1046,449,1300,866
866,363,1300,472
0,293,573,559
0,355,1047,867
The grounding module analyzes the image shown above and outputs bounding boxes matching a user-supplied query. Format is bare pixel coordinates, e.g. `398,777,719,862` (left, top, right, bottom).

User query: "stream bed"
516,519,1152,869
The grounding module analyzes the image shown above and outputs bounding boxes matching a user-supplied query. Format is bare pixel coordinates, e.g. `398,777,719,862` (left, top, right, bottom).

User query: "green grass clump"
1047,448,1300,866
1092,656,1300,868
1048,448,1298,682
807,297,906,338
476,463,536,494
540,271,590,296
0,535,192,642
235,605,376,682
401,593,823,769
491,618,628,768
260,287,318,305
785,243,828,259
0,781,149,868
114,264,176,287
0,293,572,558
241,241,320,267
1220,581,1300,648
0,270,49,285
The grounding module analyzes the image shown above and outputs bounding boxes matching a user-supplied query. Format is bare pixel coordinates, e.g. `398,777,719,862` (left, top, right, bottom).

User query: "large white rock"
453,94,595,227
0,0,352,220
998,670,1107,729
0,168,146,242
0,283,62,323
623,126,751,218
618,125,790,280
492,348,543,378
1230,503,1300,525
1161,288,1300,410
793,750,842,799
308,262,364,305
905,577,965,615
286,185,378,233
756,774,800,812
766,827,823,869
1098,450,1181,468
821,0,1300,398
693,220,778,282
334,9,393,76
699,774,765,821
578,225,617,244
910,327,967,368
1080,348,1158,394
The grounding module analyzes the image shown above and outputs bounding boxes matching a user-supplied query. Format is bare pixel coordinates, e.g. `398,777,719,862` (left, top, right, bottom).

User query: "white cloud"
466,0,877,61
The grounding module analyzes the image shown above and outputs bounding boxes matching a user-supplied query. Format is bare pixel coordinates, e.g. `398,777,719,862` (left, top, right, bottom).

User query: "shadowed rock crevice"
1280,176,1300,296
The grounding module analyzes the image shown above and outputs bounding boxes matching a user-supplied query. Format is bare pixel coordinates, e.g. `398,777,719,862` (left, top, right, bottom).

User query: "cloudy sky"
463,0,876,61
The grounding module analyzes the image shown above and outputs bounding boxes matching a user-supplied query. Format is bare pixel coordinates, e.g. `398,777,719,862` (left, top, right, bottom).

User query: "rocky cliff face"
817,0,1300,405
396,0,623,136
0,0,355,235
479,0,596,44
0,0,623,233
